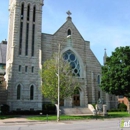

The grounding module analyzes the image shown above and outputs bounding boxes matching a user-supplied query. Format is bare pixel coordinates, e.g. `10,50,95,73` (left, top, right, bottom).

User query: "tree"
40,53,79,103
101,46,130,112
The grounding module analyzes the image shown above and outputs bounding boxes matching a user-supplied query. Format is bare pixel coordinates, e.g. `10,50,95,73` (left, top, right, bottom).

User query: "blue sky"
1,0,130,65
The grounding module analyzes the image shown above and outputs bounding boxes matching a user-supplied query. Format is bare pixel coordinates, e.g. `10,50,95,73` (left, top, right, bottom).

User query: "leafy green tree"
101,46,130,112
40,53,79,103
101,46,130,98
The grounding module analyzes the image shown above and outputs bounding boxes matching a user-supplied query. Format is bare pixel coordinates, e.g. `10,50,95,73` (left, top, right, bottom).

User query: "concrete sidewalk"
0,117,48,125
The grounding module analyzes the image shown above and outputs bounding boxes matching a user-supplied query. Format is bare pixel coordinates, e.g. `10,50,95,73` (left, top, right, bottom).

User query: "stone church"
0,0,117,112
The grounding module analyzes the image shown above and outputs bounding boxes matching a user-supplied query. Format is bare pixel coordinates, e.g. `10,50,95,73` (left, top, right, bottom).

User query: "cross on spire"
66,10,72,17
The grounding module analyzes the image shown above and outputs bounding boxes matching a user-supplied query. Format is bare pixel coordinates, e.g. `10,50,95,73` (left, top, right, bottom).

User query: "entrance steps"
60,107,93,115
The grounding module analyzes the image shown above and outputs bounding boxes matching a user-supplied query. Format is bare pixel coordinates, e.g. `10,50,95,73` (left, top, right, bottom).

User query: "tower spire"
103,48,107,65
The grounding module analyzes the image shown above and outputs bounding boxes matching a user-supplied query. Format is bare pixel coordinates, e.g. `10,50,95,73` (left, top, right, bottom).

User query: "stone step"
60,107,92,115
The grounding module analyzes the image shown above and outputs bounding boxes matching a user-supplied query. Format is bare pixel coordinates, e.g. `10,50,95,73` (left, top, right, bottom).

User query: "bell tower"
6,0,44,111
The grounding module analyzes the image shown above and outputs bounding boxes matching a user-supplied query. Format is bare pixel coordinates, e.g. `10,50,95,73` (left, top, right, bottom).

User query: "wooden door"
73,94,80,106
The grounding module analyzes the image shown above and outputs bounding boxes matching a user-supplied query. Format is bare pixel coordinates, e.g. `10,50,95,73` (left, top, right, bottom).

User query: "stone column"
103,104,107,116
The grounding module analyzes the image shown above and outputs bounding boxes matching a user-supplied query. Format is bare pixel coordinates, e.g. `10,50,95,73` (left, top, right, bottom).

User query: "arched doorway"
73,88,80,106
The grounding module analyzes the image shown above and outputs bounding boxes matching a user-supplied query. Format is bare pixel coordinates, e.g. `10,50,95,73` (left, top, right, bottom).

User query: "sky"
1,0,130,65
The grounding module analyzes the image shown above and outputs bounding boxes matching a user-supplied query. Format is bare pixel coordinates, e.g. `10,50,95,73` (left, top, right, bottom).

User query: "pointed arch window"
17,84,21,100
27,4,30,21
63,50,80,76
31,6,36,56
97,75,100,85
25,23,29,55
30,85,34,100
33,6,36,22
31,66,34,73
19,3,24,55
21,3,24,20
67,29,71,36
98,91,100,99
19,22,23,55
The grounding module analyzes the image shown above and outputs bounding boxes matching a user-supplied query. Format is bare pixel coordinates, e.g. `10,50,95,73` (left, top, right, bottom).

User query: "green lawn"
0,115,15,119
27,112,130,121
108,112,130,118
0,112,130,120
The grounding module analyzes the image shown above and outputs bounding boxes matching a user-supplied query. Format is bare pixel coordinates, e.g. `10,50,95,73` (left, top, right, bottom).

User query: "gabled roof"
0,41,7,64
53,16,85,41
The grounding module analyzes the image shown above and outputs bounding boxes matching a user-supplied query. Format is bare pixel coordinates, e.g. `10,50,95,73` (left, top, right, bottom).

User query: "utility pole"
57,43,60,122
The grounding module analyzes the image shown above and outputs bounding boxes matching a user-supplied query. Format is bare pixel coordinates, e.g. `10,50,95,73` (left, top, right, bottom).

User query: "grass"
27,112,130,121
0,115,16,119
0,112,130,121
108,112,130,118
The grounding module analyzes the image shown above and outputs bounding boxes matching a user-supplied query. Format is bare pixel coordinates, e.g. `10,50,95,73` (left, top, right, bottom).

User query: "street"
0,118,130,130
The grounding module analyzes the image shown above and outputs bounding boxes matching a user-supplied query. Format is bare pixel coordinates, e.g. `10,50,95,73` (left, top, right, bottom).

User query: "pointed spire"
103,48,107,65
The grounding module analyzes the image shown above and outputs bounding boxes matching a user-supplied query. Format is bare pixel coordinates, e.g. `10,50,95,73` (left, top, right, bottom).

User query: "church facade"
3,0,117,111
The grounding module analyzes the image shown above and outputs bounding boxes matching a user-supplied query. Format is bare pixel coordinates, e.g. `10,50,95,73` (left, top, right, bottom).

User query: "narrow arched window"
97,75,100,85
19,3,24,55
17,85,21,100
27,5,30,21
98,91,100,99
21,3,24,20
32,6,36,56
30,85,34,100
33,6,36,22
67,29,71,36
19,22,23,55
25,23,29,55
32,24,35,56
31,66,34,73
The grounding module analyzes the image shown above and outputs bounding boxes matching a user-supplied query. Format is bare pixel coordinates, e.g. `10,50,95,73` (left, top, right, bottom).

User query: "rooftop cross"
66,10,72,17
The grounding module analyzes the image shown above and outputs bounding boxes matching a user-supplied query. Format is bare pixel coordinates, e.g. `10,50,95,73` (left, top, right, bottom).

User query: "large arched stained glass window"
63,50,80,76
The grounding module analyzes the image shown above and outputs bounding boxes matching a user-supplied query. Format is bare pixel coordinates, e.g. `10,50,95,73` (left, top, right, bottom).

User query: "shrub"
0,104,10,115
118,103,127,111
91,104,96,109
42,103,56,115
9,110,42,115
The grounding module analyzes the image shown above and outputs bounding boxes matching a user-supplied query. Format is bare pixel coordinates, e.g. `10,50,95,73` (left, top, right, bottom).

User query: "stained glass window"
63,50,80,76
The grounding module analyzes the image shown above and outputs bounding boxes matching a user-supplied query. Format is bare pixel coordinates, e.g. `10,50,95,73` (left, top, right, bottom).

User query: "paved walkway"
0,117,29,125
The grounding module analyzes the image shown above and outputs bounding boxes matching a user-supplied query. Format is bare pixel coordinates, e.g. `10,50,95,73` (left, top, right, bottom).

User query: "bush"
118,103,127,111
107,108,126,112
9,110,42,115
42,103,56,115
91,104,96,109
0,104,10,115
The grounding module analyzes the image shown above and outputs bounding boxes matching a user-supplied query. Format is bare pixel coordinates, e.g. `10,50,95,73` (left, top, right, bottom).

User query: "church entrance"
73,88,80,106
